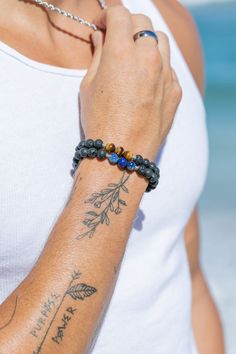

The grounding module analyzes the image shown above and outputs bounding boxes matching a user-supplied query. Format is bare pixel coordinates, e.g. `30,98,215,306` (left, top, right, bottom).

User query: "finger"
86,30,103,81
132,14,157,48
93,5,134,45
157,31,171,76
171,68,179,82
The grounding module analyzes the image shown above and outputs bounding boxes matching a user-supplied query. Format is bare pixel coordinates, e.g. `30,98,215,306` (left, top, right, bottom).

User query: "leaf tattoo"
66,283,97,301
72,270,82,280
33,270,97,354
77,172,130,240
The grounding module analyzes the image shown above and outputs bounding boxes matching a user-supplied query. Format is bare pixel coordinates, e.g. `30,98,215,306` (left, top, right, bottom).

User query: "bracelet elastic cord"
72,139,160,193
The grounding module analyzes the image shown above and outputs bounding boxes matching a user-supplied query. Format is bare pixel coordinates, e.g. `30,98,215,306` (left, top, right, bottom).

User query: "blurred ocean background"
182,1,236,353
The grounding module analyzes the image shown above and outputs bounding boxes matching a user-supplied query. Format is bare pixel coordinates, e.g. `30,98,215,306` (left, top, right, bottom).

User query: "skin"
0,2,182,353
0,0,224,353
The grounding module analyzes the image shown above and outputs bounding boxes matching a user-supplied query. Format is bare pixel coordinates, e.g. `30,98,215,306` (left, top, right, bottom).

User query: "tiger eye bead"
115,146,124,156
123,150,133,161
105,143,116,153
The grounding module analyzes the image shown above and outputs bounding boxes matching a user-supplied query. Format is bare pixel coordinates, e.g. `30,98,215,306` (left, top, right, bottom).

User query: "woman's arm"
0,6,182,354
0,160,147,354
185,209,225,354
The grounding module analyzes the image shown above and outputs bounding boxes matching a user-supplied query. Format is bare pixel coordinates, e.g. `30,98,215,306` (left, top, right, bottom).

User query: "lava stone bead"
85,139,94,148
150,171,156,180
134,154,143,165
94,139,103,149
143,158,150,168
146,185,152,193
74,151,81,160
78,140,86,149
137,165,146,176
79,147,89,158
149,162,156,171
97,148,107,159
150,175,158,184
152,165,160,176
150,180,159,189
144,168,153,179
88,148,98,157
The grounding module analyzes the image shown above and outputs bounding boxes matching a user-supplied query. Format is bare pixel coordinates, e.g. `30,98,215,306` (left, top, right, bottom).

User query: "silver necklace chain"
32,0,107,31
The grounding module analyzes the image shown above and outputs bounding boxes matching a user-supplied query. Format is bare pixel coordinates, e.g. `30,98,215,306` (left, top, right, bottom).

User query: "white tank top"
0,1,208,353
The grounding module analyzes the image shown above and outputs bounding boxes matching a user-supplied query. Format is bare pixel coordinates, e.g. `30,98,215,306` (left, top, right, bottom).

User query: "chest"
0,55,208,244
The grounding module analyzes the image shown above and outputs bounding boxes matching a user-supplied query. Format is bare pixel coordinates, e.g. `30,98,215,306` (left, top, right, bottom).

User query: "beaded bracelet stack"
72,139,160,193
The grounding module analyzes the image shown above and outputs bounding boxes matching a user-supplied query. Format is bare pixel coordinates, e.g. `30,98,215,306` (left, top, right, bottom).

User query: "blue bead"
108,153,119,164
117,157,128,169
127,161,136,171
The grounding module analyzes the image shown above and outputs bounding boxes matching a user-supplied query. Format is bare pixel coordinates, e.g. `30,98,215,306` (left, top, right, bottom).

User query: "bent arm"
0,159,147,353
184,209,225,354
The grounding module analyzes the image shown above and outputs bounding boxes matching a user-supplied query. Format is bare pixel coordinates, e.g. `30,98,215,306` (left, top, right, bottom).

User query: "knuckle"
171,81,183,102
158,31,169,43
132,13,152,25
108,5,130,17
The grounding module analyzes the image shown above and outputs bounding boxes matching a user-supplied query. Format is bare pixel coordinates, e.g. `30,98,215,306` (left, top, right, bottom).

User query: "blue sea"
189,2,236,353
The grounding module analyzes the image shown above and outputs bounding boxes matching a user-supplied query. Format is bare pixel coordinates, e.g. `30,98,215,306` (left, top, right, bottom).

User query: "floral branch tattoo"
77,172,130,240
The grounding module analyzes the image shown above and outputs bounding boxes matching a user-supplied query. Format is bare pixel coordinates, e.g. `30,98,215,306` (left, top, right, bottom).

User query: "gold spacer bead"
115,146,124,156
123,150,133,161
105,143,116,153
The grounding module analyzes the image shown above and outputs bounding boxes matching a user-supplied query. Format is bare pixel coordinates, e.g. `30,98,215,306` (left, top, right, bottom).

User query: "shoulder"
151,0,205,94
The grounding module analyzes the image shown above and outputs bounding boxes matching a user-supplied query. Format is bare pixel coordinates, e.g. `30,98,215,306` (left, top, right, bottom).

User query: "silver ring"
133,30,158,44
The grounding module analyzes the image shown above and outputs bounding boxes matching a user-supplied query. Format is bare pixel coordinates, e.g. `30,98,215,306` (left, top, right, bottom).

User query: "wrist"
72,158,147,200
84,134,161,161
72,138,160,193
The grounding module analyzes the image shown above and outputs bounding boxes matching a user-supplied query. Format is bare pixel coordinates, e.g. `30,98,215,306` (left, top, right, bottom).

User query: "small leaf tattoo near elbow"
33,270,97,353
77,171,130,240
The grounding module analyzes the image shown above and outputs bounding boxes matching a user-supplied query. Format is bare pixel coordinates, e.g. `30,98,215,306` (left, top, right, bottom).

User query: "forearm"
192,268,225,354
0,158,146,353
184,210,225,354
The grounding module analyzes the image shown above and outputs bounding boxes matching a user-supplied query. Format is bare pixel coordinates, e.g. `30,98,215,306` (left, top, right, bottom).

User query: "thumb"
86,30,103,80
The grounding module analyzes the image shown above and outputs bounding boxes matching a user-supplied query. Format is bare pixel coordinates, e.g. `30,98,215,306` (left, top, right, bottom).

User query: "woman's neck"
0,0,118,69
0,0,102,36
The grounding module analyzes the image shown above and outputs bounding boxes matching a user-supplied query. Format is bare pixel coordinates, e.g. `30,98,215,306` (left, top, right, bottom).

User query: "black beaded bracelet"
72,139,160,193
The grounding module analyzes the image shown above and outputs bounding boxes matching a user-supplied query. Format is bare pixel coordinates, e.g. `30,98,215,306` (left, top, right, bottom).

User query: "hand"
80,5,182,159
